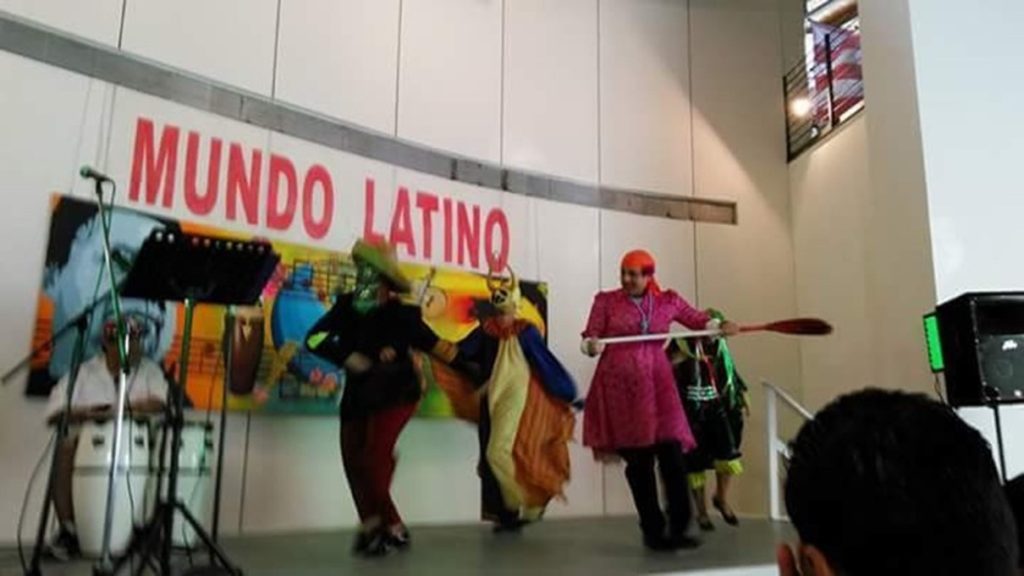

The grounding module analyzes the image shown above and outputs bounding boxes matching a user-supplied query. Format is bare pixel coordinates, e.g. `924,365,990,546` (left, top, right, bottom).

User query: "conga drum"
72,419,150,557
225,305,264,396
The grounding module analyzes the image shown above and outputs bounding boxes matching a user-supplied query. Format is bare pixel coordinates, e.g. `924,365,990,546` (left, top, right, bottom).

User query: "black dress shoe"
493,518,528,533
643,534,676,552
670,534,702,550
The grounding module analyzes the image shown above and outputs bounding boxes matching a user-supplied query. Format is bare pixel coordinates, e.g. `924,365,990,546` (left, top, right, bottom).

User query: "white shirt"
46,355,169,420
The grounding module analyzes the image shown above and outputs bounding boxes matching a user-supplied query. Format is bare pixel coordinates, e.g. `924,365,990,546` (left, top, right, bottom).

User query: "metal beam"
0,10,737,225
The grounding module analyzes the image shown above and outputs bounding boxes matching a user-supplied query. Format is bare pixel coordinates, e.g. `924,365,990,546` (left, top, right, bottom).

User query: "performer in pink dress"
581,249,738,551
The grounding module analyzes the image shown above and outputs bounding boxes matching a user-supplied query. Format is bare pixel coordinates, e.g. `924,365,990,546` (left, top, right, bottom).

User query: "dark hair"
785,388,1018,576
1006,474,1024,568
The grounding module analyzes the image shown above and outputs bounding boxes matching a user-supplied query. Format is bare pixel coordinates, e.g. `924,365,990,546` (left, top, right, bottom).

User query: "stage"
0,517,790,575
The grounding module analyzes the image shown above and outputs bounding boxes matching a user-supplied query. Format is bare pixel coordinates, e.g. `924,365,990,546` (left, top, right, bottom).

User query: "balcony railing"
784,24,865,161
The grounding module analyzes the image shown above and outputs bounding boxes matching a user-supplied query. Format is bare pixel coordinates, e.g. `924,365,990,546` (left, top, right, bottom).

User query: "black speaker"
936,292,1024,406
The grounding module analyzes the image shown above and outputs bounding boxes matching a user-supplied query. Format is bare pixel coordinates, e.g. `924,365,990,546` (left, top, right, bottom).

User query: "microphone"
79,165,113,182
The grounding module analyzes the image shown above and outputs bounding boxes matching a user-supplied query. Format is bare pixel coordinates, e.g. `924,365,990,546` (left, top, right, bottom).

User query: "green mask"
353,263,382,314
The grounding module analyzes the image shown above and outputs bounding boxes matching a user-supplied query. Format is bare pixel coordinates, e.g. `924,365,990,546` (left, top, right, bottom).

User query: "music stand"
108,229,279,576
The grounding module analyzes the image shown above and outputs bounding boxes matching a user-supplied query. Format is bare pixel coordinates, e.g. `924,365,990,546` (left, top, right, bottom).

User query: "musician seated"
44,315,168,560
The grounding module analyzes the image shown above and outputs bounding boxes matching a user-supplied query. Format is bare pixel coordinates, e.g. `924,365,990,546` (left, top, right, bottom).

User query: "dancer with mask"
306,238,467,557
458,265,581,532
580,250,739,551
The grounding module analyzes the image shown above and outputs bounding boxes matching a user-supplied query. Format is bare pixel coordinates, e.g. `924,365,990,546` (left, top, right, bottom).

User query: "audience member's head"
779,388,1018,576
1006,474,1024,571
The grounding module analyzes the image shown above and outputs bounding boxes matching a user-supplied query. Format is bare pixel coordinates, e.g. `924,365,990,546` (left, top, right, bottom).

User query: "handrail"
764,380,813,420
762,381,813,521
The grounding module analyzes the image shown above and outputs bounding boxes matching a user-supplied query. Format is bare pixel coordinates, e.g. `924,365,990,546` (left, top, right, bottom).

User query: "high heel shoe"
712,496,739,526
697,515,715,531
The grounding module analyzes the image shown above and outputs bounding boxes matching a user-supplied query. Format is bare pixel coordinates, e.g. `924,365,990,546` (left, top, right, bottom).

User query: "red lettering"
456,203,481,269
130,117,179,208
227,144,261,225
443,197,454,262
389,188,416,256
183,132,220,216
267,154,298,231
415,192,439,259
363,178,386,242
302,165,333,240
484,209,510,271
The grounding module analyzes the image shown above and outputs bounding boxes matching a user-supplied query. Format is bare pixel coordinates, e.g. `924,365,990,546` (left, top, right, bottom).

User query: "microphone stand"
88,177,132,576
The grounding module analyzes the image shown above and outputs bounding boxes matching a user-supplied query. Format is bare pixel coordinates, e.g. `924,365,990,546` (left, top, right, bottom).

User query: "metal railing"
763,380,814,521
784,23,865,161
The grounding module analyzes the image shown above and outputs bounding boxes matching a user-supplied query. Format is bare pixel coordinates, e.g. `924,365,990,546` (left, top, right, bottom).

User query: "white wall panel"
0,0,123,46
0,54,112,202
397,0,502,162
392,419,480,525
0,54,114,543
599,0,692,196
502,0,599,183
211,411,250,536
535,199,603,517
275,0,401,134
790,117,872,411
241,416,355,532
121,0,277,96
856,0,936,395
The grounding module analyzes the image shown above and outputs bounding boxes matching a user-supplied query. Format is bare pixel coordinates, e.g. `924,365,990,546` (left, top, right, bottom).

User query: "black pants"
619,442,691,539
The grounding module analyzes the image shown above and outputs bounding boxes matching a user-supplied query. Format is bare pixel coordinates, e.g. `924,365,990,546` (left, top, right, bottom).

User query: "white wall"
689,0,800,518
789,116,873,411
599,0,693,197
855,0,936,395
503,0,599,184
121,0,278,96
397,0,503,162
0,0,802,540
275,0,402,134
0,0,122,46
905,0,1024,303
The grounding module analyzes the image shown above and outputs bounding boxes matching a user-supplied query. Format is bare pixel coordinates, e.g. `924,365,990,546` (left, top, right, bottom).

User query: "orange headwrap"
620,249,662,294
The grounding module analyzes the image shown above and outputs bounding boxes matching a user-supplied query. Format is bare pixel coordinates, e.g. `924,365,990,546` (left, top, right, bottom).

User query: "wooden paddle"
595,317,833,345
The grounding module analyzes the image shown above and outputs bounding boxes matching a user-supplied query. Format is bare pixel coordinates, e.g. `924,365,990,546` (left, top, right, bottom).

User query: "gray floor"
0,517,793,576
